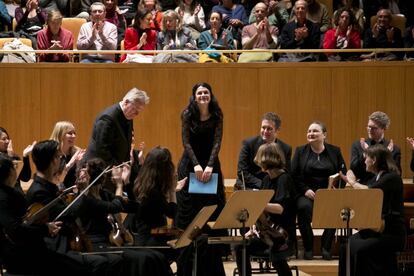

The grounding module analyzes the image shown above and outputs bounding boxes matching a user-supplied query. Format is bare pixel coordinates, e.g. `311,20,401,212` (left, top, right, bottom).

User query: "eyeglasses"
91,9,104,14
367,125,380,131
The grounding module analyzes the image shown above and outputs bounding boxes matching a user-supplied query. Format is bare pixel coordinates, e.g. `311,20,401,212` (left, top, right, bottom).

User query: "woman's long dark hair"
365,144,400,174
132,8,150,29
182,82,223,129
134,146,175,201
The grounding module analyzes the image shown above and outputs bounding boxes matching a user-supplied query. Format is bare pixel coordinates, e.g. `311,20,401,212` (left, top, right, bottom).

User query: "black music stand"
312,189,383,276
167,205,217,276
207,190,275,276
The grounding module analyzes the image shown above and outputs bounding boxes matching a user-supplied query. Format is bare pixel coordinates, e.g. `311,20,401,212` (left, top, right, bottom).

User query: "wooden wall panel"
0,63,413,180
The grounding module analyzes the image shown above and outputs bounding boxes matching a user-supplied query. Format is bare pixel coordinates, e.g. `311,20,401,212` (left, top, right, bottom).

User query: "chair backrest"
61,18,87,50
12,18,17,32
0,38,32,49
370,14,407,37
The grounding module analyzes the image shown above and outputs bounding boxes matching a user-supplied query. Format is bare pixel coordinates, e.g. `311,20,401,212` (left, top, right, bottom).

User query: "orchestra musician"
131,146,186,261
0,153,89,276
235,142,296,276
339,144,406,276
74,157,172,276
25,140,117,275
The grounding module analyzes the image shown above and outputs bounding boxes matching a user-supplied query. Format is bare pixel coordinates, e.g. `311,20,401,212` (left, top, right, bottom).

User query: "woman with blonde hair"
37,9,74,62
50,121,84,188
156,10,196,50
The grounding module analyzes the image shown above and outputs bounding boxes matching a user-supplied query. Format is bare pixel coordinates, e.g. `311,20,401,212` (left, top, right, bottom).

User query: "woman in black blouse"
175,82,226,276
292,121,346,260
339,144,406,276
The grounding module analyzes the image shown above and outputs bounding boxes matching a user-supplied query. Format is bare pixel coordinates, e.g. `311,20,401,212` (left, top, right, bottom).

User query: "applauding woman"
121,8,157,62
198,11,235,62
339,144,405,276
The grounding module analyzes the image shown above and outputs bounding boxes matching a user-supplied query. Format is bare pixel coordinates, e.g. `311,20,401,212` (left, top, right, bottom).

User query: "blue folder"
188,173,218,194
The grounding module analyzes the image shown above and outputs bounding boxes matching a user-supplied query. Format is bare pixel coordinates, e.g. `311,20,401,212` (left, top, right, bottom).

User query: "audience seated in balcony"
77,1,118,63
121,7,156,62
322,7,361,61
37,9,73,62
248,0,289,31
198,10,235,63
212,0,248,48
175,0,206,41
137,0,162,31
289,0,330,43
279,0,320,62
104,0,127,47
0,0,12,31
404,24,414,60
38,0,67,16
362,8,403,61
15,0,47,48
242,2,279,50
333,0,364,34
156,9,196,50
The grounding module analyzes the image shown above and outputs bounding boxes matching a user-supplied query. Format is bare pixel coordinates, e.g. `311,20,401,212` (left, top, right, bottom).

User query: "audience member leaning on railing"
37,10,73,62
405,24,414,60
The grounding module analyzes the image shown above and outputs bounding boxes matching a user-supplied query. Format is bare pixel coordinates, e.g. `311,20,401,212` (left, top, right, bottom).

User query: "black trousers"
296,196,335,252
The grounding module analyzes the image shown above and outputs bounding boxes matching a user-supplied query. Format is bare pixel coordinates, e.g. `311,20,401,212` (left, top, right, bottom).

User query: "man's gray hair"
369,111,390,129
123,87,150,104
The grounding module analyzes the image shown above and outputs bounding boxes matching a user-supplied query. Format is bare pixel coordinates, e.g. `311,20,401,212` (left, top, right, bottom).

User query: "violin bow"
53,160,131,221
53,165,111,221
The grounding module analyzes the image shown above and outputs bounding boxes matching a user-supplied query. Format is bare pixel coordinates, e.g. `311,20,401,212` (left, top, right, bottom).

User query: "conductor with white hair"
84,87,150,167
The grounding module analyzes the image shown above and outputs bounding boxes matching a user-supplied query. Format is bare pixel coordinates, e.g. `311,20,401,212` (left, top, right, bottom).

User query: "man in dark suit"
84,87,149,168
350,111,401,184
235,112,292,190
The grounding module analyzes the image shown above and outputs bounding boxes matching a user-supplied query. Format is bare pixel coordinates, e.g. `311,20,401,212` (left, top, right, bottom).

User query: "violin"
24,185,76,225
108,213,134,247
255,212,288,252
69,219,93,252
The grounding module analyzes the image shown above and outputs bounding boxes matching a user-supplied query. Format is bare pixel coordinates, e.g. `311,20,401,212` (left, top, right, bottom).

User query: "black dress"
0,184,89,276
176,109,225,229
175,109,226,276
338,172,406,276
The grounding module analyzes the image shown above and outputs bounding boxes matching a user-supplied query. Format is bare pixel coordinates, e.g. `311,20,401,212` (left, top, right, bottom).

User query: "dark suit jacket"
84,104,132,166
292,143,346,195
350,138,401,184
280,19,320,49
235,136,292,190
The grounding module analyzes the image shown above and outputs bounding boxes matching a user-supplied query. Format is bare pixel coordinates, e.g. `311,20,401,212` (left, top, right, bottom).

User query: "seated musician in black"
0,153,89,276
339,144,406,276
235,142,296,276
131,146,186,260
25,140,116,276
75,157,172,276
